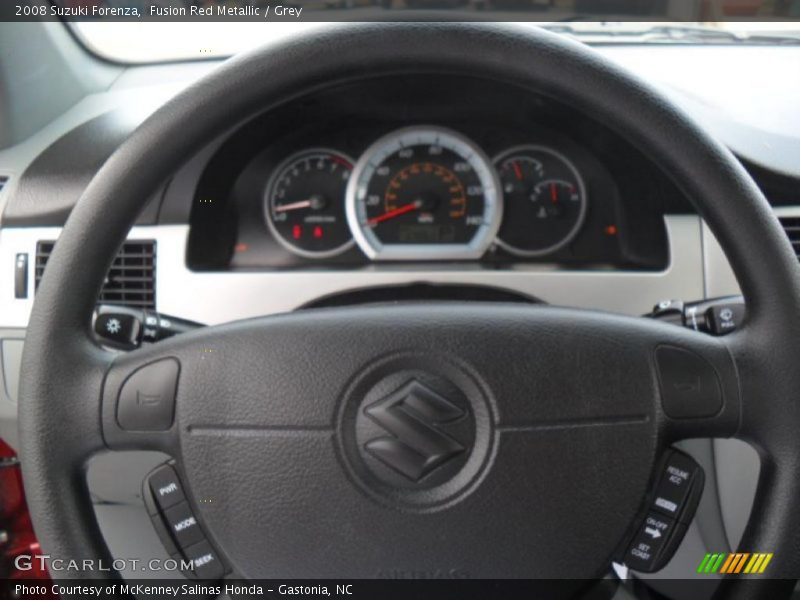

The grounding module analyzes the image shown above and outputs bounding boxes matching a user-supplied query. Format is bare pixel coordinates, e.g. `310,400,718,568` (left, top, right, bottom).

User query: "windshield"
59,0,800,64
73,20,800,63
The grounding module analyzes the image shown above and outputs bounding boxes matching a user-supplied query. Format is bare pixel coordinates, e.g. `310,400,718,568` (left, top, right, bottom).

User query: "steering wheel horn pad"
19,23,800,598
102,305,736,580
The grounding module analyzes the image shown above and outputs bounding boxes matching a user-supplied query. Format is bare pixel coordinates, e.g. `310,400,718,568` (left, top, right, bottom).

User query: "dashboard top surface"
1,42,799,229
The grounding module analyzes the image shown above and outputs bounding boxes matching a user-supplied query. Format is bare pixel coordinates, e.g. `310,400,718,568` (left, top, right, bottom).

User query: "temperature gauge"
494,146,587,257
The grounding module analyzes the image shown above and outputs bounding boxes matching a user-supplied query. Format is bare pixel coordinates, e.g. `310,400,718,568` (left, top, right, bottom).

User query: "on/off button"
148,464,186,511
625,512,680,572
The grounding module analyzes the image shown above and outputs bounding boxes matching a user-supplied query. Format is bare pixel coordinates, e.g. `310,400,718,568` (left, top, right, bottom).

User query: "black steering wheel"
19,23,800,599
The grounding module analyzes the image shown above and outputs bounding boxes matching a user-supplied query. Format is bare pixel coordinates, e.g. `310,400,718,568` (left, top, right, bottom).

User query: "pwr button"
147,464,185,511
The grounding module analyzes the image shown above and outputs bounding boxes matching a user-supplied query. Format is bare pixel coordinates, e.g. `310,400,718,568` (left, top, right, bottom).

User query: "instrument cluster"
263,126,588,262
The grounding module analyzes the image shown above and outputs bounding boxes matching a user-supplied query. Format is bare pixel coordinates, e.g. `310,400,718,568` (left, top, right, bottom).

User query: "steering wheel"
19,23,800,599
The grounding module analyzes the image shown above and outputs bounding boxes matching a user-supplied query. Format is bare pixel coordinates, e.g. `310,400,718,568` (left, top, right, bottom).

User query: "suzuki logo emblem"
363,380,467,482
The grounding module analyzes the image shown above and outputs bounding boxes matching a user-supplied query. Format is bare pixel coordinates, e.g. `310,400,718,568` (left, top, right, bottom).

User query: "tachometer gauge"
265,149,355,258
494,146,587,257
346,127,502,261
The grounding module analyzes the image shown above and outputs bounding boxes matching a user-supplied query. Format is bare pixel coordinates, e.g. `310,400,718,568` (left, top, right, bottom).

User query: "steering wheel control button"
180,540,225,581
625,512,679,572
653,451,702,520
164,501,204,548
621,450,703,573
655,346,722,419
116,358,179,431
143,462,226,579
147,464,186,511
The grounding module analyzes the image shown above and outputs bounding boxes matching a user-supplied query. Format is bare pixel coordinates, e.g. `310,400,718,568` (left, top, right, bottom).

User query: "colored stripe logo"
697,553,773,574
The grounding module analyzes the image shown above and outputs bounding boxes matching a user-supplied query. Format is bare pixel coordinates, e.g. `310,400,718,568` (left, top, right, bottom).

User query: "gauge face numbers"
347,127,502,261
265,149,355,258
494,146,588,257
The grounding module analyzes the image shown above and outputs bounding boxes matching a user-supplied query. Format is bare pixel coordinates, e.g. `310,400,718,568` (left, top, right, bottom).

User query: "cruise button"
653,452,698,518
625,512,676,572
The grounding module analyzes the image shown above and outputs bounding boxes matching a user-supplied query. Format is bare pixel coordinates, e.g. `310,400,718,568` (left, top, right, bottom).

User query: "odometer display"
346,127,502,261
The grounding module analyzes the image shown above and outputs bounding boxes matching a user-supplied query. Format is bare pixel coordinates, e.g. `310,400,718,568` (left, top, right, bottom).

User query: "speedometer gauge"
346,127,502,261
265,148,355,258
494,146,587,257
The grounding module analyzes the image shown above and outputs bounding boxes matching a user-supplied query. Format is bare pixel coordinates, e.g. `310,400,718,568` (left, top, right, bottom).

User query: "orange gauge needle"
368,200,422,226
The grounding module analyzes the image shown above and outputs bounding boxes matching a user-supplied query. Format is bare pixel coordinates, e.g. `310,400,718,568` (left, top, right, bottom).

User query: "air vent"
779,216,800,260
36,240,156,309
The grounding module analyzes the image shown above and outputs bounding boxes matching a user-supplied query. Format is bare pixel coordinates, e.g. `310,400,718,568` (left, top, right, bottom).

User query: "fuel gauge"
494,146,587,257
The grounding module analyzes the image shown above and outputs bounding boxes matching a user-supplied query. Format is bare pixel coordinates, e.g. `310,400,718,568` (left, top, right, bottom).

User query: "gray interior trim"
701,206,800,560
1,337,23,403
0,22,121,150
713,439,760,551
0,215,702,329
701,222,741,300
2,110,165,226
0,57,213,224
0,327,23,449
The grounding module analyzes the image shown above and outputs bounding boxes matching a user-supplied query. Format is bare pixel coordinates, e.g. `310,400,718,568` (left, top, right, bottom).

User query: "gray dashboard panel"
0,217,704,330
0,22,121,150
2,110,164,226
0,328,24,449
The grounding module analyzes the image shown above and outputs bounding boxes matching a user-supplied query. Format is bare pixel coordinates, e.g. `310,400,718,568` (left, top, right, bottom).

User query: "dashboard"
182,76,672,273
267,127,579,261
